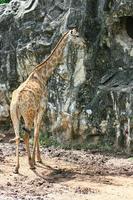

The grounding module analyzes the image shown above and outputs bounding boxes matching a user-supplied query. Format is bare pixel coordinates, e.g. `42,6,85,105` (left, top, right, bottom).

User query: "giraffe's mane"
31,30,69,74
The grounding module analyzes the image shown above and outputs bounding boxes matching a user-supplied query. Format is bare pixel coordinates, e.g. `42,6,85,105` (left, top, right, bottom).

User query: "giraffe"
10,28,85,173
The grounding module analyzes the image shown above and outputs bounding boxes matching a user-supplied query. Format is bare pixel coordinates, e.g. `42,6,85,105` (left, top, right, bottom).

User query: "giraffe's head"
68,28,86,48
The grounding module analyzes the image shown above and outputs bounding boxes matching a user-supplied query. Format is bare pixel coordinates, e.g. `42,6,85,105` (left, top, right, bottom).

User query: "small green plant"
0,0,10,4
39,131,61,147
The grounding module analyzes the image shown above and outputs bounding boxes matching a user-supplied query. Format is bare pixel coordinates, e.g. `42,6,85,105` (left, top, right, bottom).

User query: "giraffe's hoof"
31,158,35,165
37,159,43,164
9,138,16,143
13,168,19,174
30,165,36,170
32,161,36,165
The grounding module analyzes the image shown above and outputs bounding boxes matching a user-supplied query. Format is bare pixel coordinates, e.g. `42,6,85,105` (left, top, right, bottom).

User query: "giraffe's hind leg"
14,137,20,174
10,111,20,174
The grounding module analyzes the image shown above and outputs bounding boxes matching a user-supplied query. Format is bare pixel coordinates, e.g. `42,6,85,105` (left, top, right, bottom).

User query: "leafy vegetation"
0,0,10,4
38,130,115,152
28,128,128,154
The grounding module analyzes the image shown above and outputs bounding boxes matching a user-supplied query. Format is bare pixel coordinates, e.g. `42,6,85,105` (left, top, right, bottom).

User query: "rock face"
0,0,133,152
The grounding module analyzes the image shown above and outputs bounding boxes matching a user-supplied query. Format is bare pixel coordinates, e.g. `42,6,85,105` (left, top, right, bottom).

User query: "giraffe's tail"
22,126,31,134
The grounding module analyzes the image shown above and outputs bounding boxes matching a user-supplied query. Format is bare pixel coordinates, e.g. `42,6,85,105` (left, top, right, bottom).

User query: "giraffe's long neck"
31,31,69,83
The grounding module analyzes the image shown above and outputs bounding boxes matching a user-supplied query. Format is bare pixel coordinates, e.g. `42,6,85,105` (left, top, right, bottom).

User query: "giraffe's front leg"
37,138,42,163
32,126,39,165
32,108,44,164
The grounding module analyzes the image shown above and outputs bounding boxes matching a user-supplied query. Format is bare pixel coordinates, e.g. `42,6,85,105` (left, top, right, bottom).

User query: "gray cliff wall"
0,0,133,152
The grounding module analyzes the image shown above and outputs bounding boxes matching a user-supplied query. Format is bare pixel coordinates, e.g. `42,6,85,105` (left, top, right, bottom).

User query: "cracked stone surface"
0,0,133,150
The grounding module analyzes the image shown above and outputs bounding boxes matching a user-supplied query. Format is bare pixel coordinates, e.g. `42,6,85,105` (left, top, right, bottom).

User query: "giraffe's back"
10,78,45,128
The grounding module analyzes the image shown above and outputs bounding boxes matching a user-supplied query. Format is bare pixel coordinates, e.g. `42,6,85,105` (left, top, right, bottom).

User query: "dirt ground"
0,134,133,200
